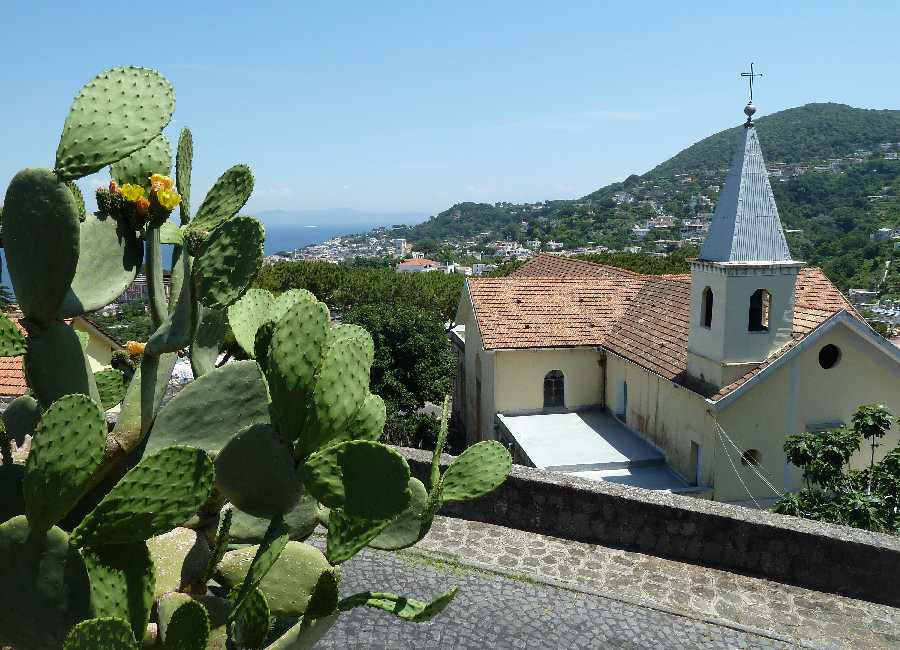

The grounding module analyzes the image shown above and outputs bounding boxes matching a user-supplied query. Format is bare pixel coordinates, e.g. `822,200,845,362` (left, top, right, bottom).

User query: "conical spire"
698,112,793,263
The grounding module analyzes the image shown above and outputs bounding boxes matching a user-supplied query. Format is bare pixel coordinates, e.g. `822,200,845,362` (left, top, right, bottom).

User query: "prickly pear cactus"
0,66,511,649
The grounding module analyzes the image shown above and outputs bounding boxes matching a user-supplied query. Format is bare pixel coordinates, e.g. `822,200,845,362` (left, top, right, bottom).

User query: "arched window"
543,370,565,408
701,286,713,328
748,289,770,331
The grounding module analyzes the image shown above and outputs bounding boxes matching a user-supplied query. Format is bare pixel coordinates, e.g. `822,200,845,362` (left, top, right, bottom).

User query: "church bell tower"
686,78,805,389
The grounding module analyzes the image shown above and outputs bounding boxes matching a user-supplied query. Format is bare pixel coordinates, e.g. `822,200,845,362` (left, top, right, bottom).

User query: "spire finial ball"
744,101,756,117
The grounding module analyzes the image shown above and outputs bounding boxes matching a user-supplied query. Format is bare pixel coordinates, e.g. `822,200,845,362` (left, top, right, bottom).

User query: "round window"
818,344,841,369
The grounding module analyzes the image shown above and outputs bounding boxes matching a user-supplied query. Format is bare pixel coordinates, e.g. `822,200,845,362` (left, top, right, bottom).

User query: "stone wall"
399,448,900,607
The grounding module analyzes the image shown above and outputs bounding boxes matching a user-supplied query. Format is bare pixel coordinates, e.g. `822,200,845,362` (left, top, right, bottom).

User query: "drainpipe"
596,348,608,410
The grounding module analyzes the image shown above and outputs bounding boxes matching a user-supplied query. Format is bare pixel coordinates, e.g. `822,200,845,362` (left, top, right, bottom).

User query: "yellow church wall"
73,318,118,372
492,348,603,414
715,325,900,502
604,354,717,487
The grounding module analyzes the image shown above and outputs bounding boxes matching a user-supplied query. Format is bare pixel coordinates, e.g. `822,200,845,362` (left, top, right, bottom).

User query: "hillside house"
451,103,900,504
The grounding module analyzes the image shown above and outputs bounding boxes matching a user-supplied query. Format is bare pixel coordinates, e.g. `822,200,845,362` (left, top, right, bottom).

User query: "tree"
343,303,456,448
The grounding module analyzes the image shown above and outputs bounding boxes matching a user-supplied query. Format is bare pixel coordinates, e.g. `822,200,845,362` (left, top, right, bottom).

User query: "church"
450,101,900,504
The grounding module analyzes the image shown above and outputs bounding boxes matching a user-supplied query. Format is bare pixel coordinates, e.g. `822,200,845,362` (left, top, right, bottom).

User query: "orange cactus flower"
109,181,120,194
149,174,175,191
156,188,182,211
120,184,146,202
136,197,150,214
126,340,146,356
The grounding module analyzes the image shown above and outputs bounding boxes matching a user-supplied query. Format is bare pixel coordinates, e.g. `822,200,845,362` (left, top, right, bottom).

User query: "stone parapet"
399,447,900,606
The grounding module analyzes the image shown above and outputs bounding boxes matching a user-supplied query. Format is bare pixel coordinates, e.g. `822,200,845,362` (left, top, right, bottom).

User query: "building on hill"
450,100,900,505
396,258,441,273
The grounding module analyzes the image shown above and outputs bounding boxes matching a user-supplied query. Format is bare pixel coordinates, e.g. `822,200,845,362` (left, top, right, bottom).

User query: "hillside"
395,103,900,293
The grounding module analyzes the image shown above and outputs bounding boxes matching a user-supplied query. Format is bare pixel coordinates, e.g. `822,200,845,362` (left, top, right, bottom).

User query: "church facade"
451,103,900,504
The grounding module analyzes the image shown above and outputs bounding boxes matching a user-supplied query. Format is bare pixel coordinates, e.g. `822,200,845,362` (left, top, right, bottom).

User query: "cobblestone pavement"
309,516,900,649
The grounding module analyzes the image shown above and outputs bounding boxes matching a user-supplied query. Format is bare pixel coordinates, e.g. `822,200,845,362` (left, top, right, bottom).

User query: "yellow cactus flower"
149,173,175,190
156,187,182,211
126,340,146,356
120,184,145,202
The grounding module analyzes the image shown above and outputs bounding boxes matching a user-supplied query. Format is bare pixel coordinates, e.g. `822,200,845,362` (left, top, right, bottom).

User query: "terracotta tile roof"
0,314,27,396
398,258,440,267
468,255,860,402
511,253,641,279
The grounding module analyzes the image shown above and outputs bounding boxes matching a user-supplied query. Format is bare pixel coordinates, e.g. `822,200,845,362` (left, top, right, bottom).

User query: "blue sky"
2,1,898,226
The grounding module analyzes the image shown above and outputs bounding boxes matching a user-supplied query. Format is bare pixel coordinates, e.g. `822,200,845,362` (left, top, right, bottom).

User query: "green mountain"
645,103,900,178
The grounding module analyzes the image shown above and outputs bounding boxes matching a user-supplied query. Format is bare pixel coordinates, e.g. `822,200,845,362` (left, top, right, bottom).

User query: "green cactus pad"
81,542,155,640
297,335,374,458
368,477,430,551
305,569,340,620
266,299,330,443
70,445,215,547
113,351,178,440
301,440,411,520
0,464,25,524
59,212,143,317
23,393,106,532
110,133,172,187
327,323,374,357
227,288,275,357
234,586,270,649
3,168,80,323
226,516,290,625
216,540,335,618
0,516,93,649
191,164,254,232
215,423,303,519
1,394,40,444
338,586,458,623
194,216,265,309
160,219,184,245
55,66,174,181
143,360,270,458
176,128,193,224
158,594,210,650
147,527,212,598
67,181,87,221
229,486,319,544
145,254,196,356
0,313,26,356
205,506,233,582
266,613,338,649
327,391,386,448
269,288,318,324
95,367,129,410
63,617,138,650
190,305,229,378
23,319,98,409
326,507,390,565
440,440,512,502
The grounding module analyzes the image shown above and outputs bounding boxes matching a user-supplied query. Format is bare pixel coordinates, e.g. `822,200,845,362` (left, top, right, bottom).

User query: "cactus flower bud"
109,180,119,194
136,197,150,214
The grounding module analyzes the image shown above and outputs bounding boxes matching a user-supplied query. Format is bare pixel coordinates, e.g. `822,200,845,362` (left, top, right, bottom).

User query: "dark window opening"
544,370,565,408
748,289,770,331
702,286,714,328
818,344,841,369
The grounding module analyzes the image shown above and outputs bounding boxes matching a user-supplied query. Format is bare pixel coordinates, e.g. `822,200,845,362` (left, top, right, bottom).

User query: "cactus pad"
81,542,155,640
94,367,129,410
0,464,25,525
194,216,265,309
59,212,143,318
143,360,270,458
2,394,40,444
191,164,254,232
301,440,411,520
226,516,290,625
0,516,93,649
266,613,338,649
216,540,335,618
110,133,171,187
23,393,106,532
3,168,80,323
227,288,275,357
63,617,138,650
23,319,98,408
326,507,390,564
215,423,304,519
338,586,459,622
190,305,229,378
327,391,386,448
158,593,210,650
70,445,215,547
229,486,320,545
440,440,512,502
147,527,212,598
144,253,196,356
55,66,174,181
368,477,429,551
0,313,26,356
232,586,270,649
269,288,318,324
176,128,193,223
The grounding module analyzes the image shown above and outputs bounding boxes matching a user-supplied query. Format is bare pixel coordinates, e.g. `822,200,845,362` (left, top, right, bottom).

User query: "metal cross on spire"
741,63,762,102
